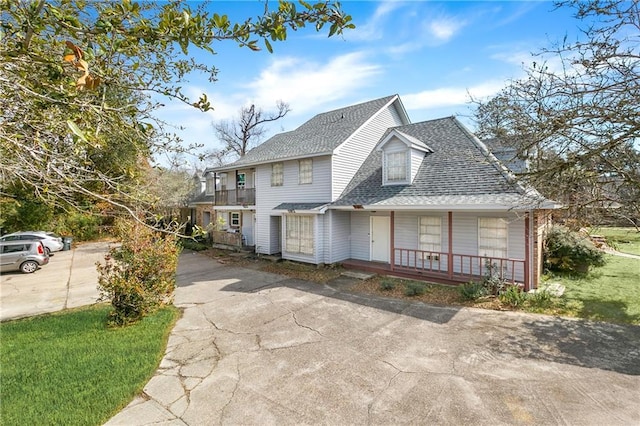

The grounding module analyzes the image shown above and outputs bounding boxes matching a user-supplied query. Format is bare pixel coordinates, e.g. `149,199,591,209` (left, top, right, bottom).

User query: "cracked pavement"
106,251,640,425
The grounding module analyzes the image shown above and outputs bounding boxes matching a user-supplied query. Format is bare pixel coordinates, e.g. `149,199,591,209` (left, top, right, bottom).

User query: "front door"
370,216,390,262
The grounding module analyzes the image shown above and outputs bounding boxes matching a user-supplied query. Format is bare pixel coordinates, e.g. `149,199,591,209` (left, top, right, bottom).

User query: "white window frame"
271,162,283,186
384,149,409,185
419,216,442,260
298,159,313,184
285,214,314,255
478,217,508,259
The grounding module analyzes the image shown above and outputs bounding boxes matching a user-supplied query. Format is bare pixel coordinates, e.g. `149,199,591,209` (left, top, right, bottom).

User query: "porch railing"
393,248,525,284
209,230,243,247
214,188,255,205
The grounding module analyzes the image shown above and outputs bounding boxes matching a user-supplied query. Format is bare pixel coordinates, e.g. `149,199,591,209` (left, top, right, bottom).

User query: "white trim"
214,205,255,211
330,202,560,211
375,129,432,153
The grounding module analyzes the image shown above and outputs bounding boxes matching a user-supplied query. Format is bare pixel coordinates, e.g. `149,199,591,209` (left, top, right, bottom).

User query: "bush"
527,288,554,309
459,281,488,300
379,279,396,291
181,238,210,251
544,226,606,274
498,285,527,308
97,218,181,326
404,281,427,296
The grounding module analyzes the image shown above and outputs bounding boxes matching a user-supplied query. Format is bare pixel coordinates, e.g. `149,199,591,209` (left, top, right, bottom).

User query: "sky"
154,1,585,167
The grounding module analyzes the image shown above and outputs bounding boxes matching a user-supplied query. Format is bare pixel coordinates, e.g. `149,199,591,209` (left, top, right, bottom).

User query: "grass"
0,304,179,426
589,226,640,256
542,255,640,324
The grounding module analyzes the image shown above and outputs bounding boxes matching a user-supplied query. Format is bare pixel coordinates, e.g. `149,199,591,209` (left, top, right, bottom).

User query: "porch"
209,230,250,249
342,248,527,288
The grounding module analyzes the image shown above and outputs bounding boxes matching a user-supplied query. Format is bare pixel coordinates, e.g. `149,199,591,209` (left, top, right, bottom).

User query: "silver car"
0,231,64,255
0,240,50,273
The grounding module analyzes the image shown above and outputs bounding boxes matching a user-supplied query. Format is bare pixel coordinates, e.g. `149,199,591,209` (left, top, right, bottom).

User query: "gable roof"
209,95,403,171
333,117,557,210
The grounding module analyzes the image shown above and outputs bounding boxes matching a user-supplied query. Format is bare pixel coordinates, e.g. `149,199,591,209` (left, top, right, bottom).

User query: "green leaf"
67,120,88,143
264,38,273,53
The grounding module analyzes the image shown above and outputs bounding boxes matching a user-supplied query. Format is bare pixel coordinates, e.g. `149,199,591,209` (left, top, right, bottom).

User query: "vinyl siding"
349,212,371,261
410,148,425,183
328,210,351,263
393,211,449,271
255,156,331,255
332,103,405,199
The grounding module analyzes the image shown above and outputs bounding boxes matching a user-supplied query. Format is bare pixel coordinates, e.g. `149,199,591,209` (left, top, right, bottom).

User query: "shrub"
498,285,527,308
97,218,181,326
544,226,606,274
482,261,509,295
459,281,488,300
379,279,396,291
404,281,427,296
181,238,210,251
527,288,554,309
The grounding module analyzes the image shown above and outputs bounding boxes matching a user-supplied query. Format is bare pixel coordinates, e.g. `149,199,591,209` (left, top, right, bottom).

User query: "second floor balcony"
214,188,255,206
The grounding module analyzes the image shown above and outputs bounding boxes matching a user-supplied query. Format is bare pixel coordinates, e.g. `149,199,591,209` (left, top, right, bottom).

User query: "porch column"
390,211,395,271
448,211,453,279
524,212,530,291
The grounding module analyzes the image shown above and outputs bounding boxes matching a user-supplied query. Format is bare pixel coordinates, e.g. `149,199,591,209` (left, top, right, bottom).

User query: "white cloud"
346,2,405,41
426,16,467,43
245,52,382,116
402,81,506,110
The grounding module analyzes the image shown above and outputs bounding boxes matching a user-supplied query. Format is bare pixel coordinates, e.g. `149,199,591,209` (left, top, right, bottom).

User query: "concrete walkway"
0,241,108,321
107,251,640,425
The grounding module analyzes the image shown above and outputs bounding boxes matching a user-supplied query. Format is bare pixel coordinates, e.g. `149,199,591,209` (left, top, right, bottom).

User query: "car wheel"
20,261,38,274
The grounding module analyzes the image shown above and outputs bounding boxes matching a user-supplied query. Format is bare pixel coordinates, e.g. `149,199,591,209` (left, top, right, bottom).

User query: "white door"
242,211,255,246
370,216,390,262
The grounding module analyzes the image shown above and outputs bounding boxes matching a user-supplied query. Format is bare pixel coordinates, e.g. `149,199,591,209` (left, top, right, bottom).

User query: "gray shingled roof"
482,137,529,174
212,95,398,170
333,117,551,208
272,202,328,211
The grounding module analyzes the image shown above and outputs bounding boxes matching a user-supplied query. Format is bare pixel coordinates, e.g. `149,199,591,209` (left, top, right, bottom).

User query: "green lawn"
0,305,179,426
590,226,640,256
541,254,640,324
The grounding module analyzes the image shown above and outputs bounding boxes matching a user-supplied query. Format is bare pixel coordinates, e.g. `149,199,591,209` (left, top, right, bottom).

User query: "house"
184,171,215,230
204,95,559,289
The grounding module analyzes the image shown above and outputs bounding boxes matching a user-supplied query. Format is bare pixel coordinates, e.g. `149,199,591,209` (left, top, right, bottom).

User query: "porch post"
390,211,395,271
524,212,530,291
448,211,453,279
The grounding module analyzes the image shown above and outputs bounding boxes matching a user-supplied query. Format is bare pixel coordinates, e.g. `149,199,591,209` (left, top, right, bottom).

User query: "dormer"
376,130,432,185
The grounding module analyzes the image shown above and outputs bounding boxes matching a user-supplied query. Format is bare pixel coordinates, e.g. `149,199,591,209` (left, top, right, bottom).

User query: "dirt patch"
353,276,505,311
260,261,343,283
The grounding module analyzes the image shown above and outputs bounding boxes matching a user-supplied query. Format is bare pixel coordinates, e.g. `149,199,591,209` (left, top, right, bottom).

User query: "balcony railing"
215,188,255,205
393,248,525,284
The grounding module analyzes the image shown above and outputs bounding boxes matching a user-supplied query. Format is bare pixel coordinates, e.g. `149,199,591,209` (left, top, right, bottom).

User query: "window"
299,159,313,184
205,174,214,195
236,173,246,189
479,218,508,259
220,173,228,190
419,216,441,259
229,212,241,228
271,162,283,186
385,151,408,183
285,215,314,255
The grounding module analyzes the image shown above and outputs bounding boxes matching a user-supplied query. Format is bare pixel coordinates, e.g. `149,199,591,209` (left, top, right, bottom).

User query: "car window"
20,235,42,240
2,243,29,253
1,236,19,241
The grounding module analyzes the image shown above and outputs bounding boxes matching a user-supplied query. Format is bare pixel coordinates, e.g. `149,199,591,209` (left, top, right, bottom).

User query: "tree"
208,100,290,165
472,0,639,227
0,0,354,227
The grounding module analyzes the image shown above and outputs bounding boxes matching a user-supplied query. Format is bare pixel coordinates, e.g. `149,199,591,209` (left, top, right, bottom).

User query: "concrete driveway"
0,241,109,321
108,251,640,425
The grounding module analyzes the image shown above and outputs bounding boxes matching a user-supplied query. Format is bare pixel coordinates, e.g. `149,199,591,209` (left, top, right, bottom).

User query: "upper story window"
384,150,408,184
205,174,214,195
299,159,313,184
220,173,227,190
237,173,246,189
271,162,284,186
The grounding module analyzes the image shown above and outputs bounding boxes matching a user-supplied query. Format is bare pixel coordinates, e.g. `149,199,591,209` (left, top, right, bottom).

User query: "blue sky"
156,1,583,166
